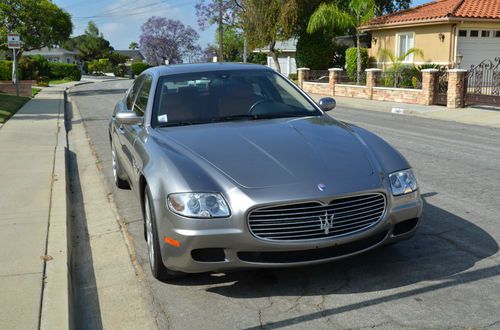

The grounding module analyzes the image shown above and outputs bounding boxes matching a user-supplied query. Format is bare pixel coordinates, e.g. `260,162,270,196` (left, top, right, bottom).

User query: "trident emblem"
319,212,334,235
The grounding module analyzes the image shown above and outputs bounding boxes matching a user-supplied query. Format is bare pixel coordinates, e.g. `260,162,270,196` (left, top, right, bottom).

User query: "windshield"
151,70,321,127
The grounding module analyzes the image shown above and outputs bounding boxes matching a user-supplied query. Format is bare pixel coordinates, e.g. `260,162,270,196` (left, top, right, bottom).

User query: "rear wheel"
111,140,129,189
144,186,183,280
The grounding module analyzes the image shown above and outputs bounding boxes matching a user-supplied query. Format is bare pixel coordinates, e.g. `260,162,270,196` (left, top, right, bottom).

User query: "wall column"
365,68,381,100
446,69,467,109
328,68,342,96
297,68,310,89
421,69,439,105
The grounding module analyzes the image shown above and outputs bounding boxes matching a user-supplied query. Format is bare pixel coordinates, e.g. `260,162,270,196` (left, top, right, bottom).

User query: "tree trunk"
269,40,281,73
243,36,248,63
218,0,224,62
356,31,361,84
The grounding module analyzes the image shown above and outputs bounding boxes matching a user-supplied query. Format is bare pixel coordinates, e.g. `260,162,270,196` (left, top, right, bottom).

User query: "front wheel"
144,186,184,281
111,140,130,189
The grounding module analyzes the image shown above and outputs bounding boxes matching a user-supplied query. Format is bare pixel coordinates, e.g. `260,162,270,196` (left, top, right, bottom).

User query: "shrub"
345,47,368,81
131,62,151,75
0,60,13,80
381,65,421,89
288,73,297,80
48,62,81,81
113,64,127,77
247,52,267,65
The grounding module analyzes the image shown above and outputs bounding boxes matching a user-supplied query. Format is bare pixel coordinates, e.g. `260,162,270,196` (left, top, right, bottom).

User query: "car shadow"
165,193,498,299
70,88,128,96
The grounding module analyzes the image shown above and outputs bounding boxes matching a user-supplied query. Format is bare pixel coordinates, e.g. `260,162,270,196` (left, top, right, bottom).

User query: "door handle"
117,124,125,134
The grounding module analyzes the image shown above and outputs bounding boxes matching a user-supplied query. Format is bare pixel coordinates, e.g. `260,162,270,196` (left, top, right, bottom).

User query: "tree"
240,0,299,73
307,0,376,84
195,0,240,62
0,0,72,53
139,17,200,65
62,21,113,61
129,42,139,50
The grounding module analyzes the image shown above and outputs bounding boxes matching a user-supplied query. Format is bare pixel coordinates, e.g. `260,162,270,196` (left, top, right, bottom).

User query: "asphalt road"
70,79,500,329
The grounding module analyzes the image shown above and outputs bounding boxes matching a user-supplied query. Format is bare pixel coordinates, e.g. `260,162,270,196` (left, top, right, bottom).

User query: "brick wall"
0,80,35,97
302,82,331,95
299,68,467,108
335,84,370,99
372,87,423,105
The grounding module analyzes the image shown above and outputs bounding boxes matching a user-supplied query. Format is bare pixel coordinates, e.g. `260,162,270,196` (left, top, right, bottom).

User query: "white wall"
266,53,297,76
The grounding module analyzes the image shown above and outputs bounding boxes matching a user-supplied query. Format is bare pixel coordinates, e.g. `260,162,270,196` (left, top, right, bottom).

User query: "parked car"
109,63,422,280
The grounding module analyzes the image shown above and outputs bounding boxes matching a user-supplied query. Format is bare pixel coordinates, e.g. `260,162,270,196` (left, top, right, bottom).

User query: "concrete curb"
39,89,70,329
67,97,156,329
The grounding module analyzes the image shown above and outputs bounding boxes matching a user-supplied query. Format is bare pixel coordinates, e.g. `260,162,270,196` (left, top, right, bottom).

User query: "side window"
126,75,145,109
133,75,153,116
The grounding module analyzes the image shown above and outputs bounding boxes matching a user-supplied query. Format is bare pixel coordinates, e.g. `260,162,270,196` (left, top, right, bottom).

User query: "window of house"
396,32,415,62
496,31,500,38
458,30,467,37
470,30,479,37
481,30,490,37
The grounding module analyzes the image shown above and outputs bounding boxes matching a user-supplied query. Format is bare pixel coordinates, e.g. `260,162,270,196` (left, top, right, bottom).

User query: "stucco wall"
369,23,453,67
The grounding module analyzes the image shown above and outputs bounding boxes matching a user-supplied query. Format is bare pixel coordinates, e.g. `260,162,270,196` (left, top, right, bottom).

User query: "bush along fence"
298,67,468,109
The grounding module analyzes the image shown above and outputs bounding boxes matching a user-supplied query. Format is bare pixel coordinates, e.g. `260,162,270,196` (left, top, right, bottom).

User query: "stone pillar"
421,69,439,105
328,68,342,96
297,68,310,89
446,69,467,109
365,68,381,100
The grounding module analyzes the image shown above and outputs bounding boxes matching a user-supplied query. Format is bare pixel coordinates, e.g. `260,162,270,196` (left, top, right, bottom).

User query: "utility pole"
218,0,224,62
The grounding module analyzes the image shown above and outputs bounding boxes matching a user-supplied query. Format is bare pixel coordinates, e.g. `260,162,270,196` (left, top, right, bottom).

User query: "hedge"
0,61,13,80
131,62,151,75
48,62,81,81
345,47,368,81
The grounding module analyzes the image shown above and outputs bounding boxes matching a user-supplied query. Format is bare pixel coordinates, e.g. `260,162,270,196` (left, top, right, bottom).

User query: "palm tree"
377,47,424,70
307,0,377,84
129,42,139,50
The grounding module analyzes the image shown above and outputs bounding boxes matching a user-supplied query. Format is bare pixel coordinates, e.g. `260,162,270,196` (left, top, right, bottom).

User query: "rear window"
151,70,320,127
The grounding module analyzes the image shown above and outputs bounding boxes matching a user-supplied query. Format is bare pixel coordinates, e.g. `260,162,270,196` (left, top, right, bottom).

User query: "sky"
53,0,430,51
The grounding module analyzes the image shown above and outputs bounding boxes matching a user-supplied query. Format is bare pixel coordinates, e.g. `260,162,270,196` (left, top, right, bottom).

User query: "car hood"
158,117,375,189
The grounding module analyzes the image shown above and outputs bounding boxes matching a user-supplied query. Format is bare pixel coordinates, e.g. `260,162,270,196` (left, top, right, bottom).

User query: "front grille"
248,193,386,241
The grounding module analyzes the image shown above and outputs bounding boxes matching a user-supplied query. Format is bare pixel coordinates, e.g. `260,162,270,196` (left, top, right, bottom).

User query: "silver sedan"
109,63,422,280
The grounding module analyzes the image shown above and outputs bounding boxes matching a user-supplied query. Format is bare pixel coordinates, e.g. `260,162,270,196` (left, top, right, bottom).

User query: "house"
361,0,500,70
23,47,80,64
253,39,297,76
114,50,145,64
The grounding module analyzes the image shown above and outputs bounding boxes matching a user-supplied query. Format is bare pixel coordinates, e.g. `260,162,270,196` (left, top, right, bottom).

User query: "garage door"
457,29,500,70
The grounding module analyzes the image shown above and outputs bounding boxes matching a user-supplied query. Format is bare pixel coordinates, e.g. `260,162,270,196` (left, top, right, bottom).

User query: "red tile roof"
364,0,500,28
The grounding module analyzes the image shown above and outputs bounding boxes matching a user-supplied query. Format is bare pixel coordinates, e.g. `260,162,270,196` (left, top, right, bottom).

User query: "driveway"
70,80,500,329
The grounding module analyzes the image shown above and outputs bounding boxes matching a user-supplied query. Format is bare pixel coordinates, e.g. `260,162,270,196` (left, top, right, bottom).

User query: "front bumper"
156,190,423,273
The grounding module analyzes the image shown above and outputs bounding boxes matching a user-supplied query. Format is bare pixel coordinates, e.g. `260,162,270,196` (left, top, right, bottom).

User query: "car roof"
142,62,274,77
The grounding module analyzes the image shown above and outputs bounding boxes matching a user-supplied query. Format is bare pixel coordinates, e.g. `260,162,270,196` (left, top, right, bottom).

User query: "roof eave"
361,16,500,31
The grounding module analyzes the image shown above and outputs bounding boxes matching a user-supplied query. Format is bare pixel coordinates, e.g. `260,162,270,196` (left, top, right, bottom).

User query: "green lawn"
32,88,42,97
49,79,73,85
0,94,31,124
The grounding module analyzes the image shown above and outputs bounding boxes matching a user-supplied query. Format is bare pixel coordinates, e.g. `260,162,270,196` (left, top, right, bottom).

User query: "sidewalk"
309,94,500,129
0,86,68,329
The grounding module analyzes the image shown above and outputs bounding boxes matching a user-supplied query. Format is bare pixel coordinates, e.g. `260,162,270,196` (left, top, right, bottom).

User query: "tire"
144,186,184,281
111,140,130,189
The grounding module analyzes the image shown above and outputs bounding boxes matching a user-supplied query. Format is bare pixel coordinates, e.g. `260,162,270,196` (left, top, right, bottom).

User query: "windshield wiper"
211,114,256,122
157,121,194,127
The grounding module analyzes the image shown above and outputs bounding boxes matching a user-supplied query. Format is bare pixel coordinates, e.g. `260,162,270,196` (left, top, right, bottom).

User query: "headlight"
167,193,230,218
389,169,418,196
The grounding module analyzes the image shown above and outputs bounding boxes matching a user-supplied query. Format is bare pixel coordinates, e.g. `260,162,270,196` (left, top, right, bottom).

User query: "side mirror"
318,97,336,111
115,111,143,125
